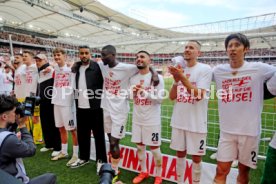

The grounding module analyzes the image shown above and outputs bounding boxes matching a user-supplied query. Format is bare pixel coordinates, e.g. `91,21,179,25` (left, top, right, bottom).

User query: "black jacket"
72,60,103,109
37,63,54,103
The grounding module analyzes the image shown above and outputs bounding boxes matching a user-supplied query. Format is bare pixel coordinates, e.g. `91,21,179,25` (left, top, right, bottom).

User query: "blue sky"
99,0,276,28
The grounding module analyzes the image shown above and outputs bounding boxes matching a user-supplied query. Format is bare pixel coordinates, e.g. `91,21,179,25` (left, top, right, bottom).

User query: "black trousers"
76,108,107,162
40,101,61,151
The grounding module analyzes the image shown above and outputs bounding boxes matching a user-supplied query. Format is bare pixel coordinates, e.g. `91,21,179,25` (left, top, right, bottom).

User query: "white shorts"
54,105,76,131
170,128,206,155
131,123,161,146
104,110,128,139
217,131,260,169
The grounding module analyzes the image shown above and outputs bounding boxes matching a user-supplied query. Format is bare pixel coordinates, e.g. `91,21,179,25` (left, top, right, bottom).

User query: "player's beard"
81,58,90,63
137,63,147,69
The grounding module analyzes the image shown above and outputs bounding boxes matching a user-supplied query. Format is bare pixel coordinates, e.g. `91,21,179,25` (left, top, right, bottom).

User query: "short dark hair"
23,50,34,57
79,45,90,50
137,50,150,57
0,95,18,114
102,45,116,55
225,33,250,50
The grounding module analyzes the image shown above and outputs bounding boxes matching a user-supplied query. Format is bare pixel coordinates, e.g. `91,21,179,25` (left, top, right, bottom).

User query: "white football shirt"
213,61,276,136
25,64,38,97
98,61,138,113
130,73,164,126
14,64,27,99
170,62,212,133
51,65,74,107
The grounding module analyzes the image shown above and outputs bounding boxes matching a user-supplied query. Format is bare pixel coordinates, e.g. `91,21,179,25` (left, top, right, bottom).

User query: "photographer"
0,94,57,184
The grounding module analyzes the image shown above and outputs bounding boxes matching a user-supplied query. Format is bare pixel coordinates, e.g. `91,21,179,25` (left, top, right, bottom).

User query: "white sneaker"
70,159,89,168
97,160,104,175
66,155,78,167
210,152,217,160
51,152,69,161
51,151,61,157
231,160,238,167
40,147,53,152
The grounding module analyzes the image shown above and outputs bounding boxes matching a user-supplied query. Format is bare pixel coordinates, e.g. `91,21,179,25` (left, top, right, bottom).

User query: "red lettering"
161,156,168,178
127,149,139,170
222,91,253,103
184,161,192,184
122,147,128,167
166,158,177,181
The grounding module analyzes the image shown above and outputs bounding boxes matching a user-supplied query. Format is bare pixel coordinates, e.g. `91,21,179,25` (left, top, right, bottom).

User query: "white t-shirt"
267,72,276,96
25,64,38,97
170,62,212,133
130,73,164,126
14,64,27,99
0,69,5,94
77,64,90,109
2,71,13,94
269,132,276,149
213,61,276,136
51,65,74,107
98,61,137,113
14,64,38,99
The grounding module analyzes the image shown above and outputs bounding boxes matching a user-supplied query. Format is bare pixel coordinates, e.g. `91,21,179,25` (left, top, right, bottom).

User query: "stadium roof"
0,0,276,53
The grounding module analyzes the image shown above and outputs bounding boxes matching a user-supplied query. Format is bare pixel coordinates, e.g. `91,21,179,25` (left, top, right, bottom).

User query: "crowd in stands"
1,30,276,73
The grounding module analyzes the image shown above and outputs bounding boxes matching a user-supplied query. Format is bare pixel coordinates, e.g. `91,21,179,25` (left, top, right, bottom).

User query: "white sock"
73,145,79,157
137,145,147,173
61,143,68,155
192,162,202,183
177,157,186,184
151,148,162,177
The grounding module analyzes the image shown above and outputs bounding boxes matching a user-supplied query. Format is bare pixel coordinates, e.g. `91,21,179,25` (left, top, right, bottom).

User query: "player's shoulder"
197,62,212,70
118,62,136,68
247,61,270,68
213,63,229,73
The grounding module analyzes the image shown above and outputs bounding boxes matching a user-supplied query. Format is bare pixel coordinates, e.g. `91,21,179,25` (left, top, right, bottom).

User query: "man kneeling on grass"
0,94,57,184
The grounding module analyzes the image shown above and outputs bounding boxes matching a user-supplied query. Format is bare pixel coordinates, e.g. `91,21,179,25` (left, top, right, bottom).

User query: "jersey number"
69,120,74,127
199,140,204,150
251,151,257,163
119,126,124,134
152,133,159,142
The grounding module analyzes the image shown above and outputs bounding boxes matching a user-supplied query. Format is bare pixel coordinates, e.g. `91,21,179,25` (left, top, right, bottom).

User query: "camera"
15,95,40,118
99,163,115,184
